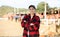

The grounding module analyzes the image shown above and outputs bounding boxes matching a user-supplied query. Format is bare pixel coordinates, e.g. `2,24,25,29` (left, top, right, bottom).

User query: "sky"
0,0,60,9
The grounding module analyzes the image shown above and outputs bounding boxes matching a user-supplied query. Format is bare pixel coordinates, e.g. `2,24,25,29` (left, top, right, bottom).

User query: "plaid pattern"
21,14,40,37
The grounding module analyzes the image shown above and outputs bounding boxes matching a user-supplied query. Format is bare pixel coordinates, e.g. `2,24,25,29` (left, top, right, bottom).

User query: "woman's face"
29,7,35,14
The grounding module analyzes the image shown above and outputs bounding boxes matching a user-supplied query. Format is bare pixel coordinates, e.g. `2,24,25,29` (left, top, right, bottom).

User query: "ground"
0,18,60,37
0,19,23,37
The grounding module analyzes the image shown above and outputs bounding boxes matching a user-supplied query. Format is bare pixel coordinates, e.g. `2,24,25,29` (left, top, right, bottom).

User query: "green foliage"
0,6,28,17
0,6,14,17
37,2,49,13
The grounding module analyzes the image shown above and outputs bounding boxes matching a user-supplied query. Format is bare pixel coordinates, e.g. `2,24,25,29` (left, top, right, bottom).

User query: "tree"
0,6,28,17
37,2,49,13
0,6,14,17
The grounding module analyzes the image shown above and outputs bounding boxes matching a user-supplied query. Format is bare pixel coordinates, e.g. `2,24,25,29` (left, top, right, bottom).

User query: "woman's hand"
30,23,34,25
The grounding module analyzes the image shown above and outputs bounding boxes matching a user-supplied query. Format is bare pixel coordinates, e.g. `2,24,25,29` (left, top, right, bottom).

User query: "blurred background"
0,0,60,37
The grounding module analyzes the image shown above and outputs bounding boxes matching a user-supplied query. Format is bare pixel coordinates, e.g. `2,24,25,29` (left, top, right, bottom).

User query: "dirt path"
0,19,23,36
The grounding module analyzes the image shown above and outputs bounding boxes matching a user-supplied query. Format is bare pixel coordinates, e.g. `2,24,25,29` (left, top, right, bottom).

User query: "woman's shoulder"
24,14,30,18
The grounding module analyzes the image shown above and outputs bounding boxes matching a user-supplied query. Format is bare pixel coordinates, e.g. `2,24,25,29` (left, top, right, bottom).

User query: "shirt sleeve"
29,16,40,31
21,15,27,28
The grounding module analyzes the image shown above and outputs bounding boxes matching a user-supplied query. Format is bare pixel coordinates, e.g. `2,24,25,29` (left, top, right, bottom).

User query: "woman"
21,5,40,37
50,9,56,19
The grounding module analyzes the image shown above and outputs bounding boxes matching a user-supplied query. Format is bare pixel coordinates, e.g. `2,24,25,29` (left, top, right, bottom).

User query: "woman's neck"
31,13,34,16
30,13,34,18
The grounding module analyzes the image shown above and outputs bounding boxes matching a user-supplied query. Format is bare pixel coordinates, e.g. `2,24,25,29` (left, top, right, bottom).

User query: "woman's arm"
21,15,27,28
29,16,40,31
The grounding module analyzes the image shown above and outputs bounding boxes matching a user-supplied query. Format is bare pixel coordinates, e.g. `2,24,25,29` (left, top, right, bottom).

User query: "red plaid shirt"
21,14,40,37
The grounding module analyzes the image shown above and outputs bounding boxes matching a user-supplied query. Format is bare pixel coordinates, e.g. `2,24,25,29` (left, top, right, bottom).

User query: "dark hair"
54,10,58,14
41,13,43,15
46,11,51,15
29,5,36,9
46,12,49,15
